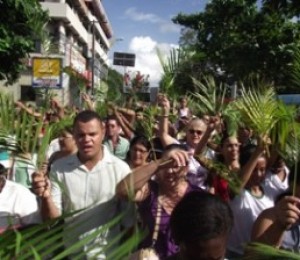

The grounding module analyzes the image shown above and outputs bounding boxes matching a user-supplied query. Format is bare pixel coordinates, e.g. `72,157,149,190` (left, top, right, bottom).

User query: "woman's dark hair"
126,135,151,163
170,191,234,244
129,135,151,151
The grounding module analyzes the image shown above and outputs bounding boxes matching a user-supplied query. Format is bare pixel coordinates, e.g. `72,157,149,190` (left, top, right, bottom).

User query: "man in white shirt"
0,164,41,233
32,110,131,259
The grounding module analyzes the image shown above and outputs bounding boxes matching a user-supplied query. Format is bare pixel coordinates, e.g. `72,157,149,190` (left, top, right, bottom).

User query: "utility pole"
91,20,95,97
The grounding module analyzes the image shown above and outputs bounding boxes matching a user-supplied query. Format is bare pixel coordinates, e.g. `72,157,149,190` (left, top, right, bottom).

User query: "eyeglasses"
188,129,203,135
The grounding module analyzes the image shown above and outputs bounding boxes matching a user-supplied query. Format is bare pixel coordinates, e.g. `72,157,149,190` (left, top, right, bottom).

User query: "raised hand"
32,171,51,199
275,196,300,230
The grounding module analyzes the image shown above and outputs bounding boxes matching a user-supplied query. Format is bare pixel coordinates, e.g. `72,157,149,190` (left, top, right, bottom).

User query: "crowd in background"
0,92,300,260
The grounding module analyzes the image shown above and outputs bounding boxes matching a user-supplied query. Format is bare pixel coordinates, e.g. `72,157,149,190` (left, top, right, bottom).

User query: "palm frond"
269,101,300,165
0,209,142,260
190,76,228,116
139,105,160,140
221,101,241,137
234,86,279,137
194,155,241,195
244,242,300,260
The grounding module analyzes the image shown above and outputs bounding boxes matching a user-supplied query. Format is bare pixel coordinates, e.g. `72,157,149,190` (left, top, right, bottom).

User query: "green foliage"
189,76,228,116
0,0,49,83
106,67,124,102
139,105,160,140
0,211,142,259
157,47,195,97
245,242,300,259
234,86,279,138
173,0,300,92
0,92,53,168
194,155,241,195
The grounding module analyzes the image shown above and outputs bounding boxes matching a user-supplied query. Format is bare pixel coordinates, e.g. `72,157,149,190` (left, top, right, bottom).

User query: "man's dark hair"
106,115,120,126
170,191,234,244
73,110,102,127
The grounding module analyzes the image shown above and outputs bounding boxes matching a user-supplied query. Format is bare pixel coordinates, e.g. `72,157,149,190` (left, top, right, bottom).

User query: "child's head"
170,191,233,260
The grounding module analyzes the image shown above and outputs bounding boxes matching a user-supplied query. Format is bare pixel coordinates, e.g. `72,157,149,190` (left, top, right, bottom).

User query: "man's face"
106,119,120,138
74,119,104,161
136,112,144,121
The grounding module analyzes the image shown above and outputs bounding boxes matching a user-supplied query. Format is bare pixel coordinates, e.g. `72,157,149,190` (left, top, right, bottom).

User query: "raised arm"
158,95,177,147
195,116,220,156
114,109,135,140
15,101,43,118
50,98,65,119
116,148,189,201
237,141,265,192
251,196,300,247
115,106,136,124
81,93,95,111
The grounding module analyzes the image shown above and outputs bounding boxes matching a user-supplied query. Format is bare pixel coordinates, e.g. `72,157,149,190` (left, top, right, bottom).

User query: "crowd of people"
0,92,299,259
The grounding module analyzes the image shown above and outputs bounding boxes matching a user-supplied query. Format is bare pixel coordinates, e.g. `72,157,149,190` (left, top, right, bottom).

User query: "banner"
32,58,62,88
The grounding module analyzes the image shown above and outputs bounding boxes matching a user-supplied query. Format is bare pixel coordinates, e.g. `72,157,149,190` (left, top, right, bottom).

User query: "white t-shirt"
264,166,290,201
227,188,274,255
50,145,131,258
0,180,41,233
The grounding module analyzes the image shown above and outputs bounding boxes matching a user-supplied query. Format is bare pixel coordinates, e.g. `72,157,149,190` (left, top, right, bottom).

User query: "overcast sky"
103,0,209,86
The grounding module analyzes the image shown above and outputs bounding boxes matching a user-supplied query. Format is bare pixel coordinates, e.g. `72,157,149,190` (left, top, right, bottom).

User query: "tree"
0,0,49,84
173,0,300,93
106,67,124,101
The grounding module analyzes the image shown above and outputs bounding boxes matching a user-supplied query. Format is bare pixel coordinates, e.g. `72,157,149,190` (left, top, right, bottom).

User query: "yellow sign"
32,58,62,88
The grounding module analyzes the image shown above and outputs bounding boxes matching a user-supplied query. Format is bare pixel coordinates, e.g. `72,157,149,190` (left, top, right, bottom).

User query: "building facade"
1,0,113,107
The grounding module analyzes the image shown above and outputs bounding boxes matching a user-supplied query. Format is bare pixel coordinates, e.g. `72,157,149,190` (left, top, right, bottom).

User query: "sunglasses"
188,129,203,135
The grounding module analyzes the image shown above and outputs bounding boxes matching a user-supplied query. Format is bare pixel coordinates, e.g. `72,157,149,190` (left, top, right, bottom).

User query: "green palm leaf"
0,209,142,260
190,76,227,116
244,242,300,259
194,155,241,195
234,86,279,137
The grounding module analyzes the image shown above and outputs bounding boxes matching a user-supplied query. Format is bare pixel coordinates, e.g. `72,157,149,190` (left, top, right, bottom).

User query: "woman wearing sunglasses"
158,95,212,190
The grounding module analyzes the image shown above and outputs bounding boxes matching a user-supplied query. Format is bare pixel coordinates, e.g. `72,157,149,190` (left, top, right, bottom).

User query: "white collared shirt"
49,146,131,259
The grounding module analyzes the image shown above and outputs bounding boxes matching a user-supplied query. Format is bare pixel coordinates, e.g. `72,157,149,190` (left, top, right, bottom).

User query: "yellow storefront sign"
32,58,62,88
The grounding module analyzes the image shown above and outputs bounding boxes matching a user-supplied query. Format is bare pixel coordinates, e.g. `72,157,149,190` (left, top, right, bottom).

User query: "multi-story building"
1,0,113,107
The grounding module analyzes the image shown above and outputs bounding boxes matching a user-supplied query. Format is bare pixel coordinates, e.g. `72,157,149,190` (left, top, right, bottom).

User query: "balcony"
41,2,88,43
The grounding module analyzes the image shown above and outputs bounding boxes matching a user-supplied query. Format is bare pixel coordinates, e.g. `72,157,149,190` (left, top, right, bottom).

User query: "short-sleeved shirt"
103,136,130,160
0,180,41,233
227,188,274,255
50,146,131,258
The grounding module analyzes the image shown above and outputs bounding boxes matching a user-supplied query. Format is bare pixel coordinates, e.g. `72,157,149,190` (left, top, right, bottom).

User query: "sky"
103,0,209,87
